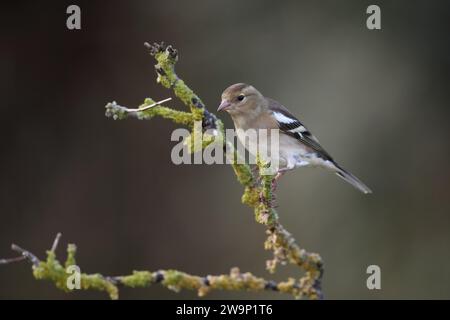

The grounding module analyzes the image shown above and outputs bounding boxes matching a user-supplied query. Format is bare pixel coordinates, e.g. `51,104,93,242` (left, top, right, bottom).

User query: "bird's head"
218,83,264,116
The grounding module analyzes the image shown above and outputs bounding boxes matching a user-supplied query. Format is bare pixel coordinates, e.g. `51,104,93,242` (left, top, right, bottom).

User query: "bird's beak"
217,100,231,112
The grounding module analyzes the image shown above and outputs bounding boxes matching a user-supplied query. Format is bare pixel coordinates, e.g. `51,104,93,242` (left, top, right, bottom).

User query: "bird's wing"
267,97,333,161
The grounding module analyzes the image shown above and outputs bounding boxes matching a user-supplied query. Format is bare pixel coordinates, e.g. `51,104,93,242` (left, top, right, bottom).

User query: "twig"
51,232,62,252
10,244,40,267
1,233,312,299
122,97,172,112
0,256,26,265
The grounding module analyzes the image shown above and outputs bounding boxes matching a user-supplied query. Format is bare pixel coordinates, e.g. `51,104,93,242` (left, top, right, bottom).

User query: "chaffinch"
218,83,372,194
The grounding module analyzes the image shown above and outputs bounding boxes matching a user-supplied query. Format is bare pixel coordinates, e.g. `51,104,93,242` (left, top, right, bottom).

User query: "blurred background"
1,0,450,299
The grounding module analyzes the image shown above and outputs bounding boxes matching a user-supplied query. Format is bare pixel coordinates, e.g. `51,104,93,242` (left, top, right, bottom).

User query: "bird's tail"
333,163,372,194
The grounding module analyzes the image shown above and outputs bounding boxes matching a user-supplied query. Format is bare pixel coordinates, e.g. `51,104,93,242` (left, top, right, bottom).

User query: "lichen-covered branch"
107,42,323,299
0,233,311,299
240,160,324,299
1,42,324,299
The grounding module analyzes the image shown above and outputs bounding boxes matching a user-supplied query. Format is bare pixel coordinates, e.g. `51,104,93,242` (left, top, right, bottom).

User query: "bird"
217,83,372,194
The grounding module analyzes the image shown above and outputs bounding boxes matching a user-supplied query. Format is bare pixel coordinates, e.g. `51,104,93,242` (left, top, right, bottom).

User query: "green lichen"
39,251,68,291
162,270,202,292
241,186,259,207
277,278,302,299
191,105,204,121
208,268,266,292
119,271,153,287
140,106,194,125
201,132,216,148
172,79,197,109
154,50,178,89
30,246,119,299
19,236,321,299
80,273,118,300
65,244,77,268
232,163,254,187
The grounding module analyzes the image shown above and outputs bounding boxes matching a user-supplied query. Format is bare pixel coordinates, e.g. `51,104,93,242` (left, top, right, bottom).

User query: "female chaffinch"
218,83,371,194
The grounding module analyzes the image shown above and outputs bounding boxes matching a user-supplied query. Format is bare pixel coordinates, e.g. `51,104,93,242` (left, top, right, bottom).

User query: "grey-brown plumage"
218,83,372,194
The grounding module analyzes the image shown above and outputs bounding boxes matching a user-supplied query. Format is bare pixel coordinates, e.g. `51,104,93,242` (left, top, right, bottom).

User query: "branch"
106,42,324,299
2,42,324,299
1,233,312,299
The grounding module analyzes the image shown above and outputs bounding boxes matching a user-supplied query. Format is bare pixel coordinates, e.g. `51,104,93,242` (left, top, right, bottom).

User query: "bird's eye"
237,94,245,101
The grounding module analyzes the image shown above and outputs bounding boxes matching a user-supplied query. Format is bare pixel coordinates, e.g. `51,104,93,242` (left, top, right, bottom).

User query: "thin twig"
51,232,62,252
11,244,40,267
0,256,26,265
0,234,311,299
122,97,172,112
